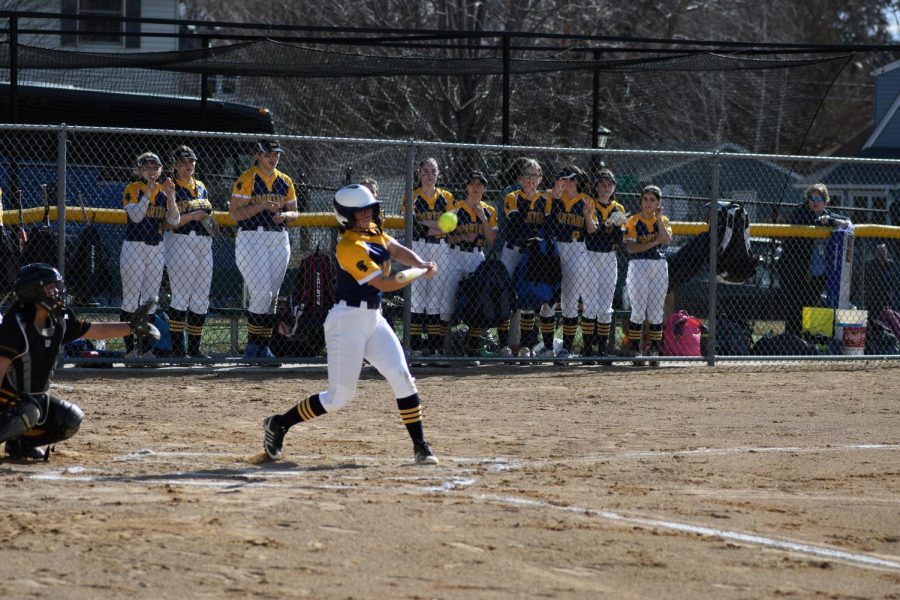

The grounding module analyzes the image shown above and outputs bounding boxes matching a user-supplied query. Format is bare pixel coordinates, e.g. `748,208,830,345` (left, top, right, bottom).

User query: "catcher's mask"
15,263,66,315
333,184,381,230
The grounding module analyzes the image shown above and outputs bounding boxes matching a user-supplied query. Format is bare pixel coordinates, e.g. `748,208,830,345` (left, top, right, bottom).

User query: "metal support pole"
591,52,600,150
200,36,210,109
56,124,68,275
10,16,18,124
502,34,510,145
706,153,720,366
401,141,416,351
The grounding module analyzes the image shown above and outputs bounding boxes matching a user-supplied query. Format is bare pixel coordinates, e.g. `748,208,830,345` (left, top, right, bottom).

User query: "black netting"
0,40,847,153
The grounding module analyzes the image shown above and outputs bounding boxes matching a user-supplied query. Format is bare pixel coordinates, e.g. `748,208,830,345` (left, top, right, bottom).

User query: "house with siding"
811,60,900,226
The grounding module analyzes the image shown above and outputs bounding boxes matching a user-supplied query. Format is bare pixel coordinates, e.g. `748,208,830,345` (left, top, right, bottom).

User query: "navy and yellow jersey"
123,181,168,244
623,214,671,260
335,226,396,306
171,178,213,236
503,189,550,247
231,166,297,232
451,200,498,251
411,187,455,242
0,307,89,398
546,193,593,242
585,199,627,253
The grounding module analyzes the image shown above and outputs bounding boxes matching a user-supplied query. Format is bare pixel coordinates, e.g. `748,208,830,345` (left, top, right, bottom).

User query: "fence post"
56,124,68,276
401,140,416,351
706,152,720,366
9,15,18,124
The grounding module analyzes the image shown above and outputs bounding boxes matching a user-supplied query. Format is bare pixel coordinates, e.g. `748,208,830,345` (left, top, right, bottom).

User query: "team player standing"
119,151,179,360
165,146,214,359
230,140,302,361
408,158,455,358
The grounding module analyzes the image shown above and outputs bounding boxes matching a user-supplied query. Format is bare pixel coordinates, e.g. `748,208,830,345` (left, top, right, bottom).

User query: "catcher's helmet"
15,263,66,314
333,184,381,230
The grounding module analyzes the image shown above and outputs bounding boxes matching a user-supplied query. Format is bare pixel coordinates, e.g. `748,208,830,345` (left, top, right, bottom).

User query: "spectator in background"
781,183,850,334
865,243,897,317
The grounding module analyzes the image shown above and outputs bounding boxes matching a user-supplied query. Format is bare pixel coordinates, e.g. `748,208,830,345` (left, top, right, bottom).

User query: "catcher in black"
0,263,159,460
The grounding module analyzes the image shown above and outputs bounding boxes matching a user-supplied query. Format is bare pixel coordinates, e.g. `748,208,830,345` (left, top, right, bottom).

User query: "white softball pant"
120,240,165,312
318,302,418,412
626,259,668,324
500,244,523,278
165,231,213,314
583,250,618,324
557,241,590,319
235,228,290,314
409,239,448,315
442,247,484,321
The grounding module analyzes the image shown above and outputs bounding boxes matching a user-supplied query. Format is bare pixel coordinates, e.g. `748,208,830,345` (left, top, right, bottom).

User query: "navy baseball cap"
172,147,198,162
595,168,616,184
256,140,284,153
556,167,581,180
468,170,488,185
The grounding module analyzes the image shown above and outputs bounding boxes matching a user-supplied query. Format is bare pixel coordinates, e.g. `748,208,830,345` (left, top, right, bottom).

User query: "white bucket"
834,309,867,355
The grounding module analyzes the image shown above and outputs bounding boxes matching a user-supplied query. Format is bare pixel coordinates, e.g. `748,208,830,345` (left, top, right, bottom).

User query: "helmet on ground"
333,184,381,229
15,263,66,314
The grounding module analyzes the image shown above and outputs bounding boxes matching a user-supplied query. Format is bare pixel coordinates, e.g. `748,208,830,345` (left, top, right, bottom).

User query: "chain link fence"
1,124,899,368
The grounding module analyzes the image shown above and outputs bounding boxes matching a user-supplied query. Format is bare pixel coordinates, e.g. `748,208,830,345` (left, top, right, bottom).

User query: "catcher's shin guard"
0,398,42,444
15,397,84,447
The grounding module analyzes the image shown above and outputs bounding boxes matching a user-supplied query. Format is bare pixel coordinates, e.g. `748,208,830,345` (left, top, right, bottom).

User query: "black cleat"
413,441,439,465
263,415,286,460
5,439,46,460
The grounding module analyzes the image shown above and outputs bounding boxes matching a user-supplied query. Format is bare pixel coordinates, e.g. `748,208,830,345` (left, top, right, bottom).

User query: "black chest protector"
7,312,68,395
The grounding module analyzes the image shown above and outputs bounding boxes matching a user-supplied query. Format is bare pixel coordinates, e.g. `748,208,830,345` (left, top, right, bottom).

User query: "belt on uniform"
450,245,480,253
556,238,583,244
504,242,524,251
239,226,281,232
337,299,381,310
413,237,445,244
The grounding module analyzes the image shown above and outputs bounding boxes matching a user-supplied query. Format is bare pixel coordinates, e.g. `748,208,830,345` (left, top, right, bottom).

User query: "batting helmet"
15,263,66,314
333,184,381,230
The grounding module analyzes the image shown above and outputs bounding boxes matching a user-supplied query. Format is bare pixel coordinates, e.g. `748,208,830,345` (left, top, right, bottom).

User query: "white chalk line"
24,444,900,573
470,492,900,571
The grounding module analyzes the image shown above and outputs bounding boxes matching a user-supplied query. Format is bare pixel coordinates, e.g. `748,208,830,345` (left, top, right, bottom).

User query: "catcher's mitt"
606,211,629,227
130,300,161,341
200,214,220,237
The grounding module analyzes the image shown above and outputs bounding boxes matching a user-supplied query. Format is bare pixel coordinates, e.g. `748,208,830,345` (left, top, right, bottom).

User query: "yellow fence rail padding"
5,207,900,239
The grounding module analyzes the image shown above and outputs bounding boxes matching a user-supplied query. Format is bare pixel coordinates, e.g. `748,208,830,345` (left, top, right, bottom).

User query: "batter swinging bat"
395,267,427,283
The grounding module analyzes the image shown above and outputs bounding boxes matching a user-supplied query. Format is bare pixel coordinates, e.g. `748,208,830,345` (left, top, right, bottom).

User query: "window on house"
849,191,888,224
78,0,123,45
62,0,140,48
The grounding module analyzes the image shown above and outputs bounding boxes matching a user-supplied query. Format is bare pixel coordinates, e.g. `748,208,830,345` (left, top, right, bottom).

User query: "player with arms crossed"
263,184,440,465
0,264,158,459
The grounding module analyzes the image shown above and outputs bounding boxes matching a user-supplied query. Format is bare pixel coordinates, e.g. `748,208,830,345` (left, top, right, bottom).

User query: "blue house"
813,60,900,226
635,143,803,225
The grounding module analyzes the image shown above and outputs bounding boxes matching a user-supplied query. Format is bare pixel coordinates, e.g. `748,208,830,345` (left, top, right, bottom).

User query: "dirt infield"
1,363,898,599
